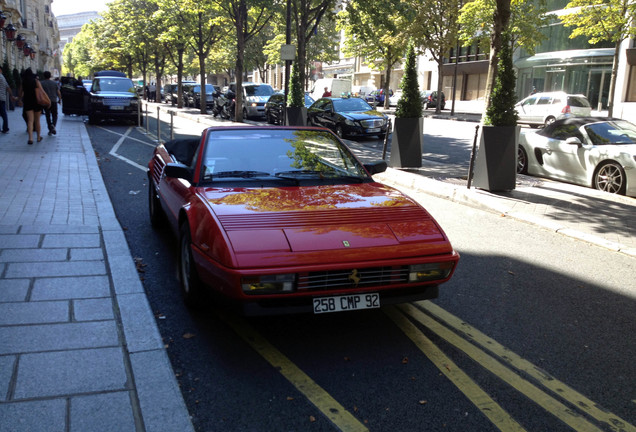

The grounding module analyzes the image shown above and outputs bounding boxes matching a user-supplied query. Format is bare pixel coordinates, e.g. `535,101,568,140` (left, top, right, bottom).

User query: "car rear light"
562,105,571,114
408,262,455,282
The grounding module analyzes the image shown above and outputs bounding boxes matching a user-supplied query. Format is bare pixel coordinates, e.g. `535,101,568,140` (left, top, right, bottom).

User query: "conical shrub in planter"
473,31,520,191
286,61,307,126
390,42,423,168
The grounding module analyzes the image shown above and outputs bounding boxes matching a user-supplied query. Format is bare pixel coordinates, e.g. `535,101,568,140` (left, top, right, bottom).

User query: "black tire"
517,145,528,174
87,114,97,125
179,223,205,308
243,108,249,120
148,182,165,229
594,161,626,195
336,125,345,138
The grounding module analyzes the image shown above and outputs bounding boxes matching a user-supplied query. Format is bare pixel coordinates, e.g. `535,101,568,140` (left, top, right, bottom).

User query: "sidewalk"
0,108,194,431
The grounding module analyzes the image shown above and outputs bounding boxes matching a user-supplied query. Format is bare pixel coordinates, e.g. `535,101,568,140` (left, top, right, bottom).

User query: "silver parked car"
515,91,592,128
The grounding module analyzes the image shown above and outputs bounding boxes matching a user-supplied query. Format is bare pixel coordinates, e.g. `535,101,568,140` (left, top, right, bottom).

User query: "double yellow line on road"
224,302,635,432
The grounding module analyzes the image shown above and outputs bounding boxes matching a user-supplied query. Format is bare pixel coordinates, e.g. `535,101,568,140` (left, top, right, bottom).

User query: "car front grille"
298,266,409,291
360,119,385,128
103,97,132,106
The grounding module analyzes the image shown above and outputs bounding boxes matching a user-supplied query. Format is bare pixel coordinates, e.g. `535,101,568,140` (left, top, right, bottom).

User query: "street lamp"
15,34,25,49
4,24,16,41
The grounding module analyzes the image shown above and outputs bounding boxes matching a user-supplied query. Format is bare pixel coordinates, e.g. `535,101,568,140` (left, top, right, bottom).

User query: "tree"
395,42,422,118
459,0,549,113
408,0,462,114
560,0,636,117
339,0,411,109
288,60,304,107
214,0,275,121
484,31,518,126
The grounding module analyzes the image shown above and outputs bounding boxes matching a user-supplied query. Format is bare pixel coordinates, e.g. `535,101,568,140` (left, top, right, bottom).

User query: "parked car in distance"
228,82,276,119
389,90,402,107
147,126,459,315
264,93,315,125
517,117,636,197
366,89,393,106
307,97,389,139
184,83,219,109
422,90,445,109
515,91,592,128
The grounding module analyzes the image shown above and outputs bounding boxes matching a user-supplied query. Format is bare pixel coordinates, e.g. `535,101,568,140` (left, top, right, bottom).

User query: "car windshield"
245,85,275,97
584,120,636,145
92,78,136,94
201,129,368,182
333,98,373,112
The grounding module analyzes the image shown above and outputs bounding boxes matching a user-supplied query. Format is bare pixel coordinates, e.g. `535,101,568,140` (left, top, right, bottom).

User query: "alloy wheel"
595,162,625,194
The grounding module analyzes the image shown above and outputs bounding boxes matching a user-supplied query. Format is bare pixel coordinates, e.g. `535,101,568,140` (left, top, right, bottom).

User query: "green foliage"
288,61,304,107
484,32,518,126
560,0,636,45
395,43,422,119
459,0,550,56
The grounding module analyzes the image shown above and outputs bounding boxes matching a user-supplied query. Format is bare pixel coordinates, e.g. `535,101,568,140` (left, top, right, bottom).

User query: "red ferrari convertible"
147,126,459,315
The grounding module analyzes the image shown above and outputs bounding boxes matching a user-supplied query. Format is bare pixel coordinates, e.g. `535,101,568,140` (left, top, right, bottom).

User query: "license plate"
367,127,380,133
313,293,380,314
110,105,124,110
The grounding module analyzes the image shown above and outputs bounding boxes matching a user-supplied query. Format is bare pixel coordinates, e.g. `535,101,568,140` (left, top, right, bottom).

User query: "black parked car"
265,93,314,125
422,90,445,109
61,70,141,125
184,83,219,109
307,97,389,139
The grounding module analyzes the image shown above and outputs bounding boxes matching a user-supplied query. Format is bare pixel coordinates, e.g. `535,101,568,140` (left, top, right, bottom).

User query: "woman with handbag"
20,68,47,145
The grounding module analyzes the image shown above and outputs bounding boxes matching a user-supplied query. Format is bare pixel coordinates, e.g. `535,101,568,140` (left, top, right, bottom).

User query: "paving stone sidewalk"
0,109,193,432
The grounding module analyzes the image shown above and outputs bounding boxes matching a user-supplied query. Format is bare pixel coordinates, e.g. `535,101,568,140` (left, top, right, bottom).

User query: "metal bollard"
144,103,149,134
169,110,175,141
137,100,142,127
157,107,161,143
382,118,392,160
466,124,480,189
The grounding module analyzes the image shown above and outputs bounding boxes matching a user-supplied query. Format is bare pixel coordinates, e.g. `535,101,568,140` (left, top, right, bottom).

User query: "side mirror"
164,163,193,182
565,137,583,147
364,160,387,175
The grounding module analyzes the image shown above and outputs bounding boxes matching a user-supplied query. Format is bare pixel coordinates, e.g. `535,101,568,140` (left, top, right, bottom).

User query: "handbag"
35,82,51,109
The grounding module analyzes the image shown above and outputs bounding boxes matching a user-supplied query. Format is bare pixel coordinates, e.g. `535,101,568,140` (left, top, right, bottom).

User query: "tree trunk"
436,58,444,114
199,52,207,114
234,0,247,122
383,65,392,109
176,48,184,109
607,40,620,117
483,0,511,116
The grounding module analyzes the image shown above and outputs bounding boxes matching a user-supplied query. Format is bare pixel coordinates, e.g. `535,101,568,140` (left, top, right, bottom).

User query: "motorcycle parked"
213,90,235,120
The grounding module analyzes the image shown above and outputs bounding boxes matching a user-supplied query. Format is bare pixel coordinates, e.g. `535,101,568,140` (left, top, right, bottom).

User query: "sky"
51,0,111,17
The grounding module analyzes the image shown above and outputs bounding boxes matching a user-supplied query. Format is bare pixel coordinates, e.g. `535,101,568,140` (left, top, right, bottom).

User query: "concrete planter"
285,106,307,126
389,117,423,168
473,125,520,192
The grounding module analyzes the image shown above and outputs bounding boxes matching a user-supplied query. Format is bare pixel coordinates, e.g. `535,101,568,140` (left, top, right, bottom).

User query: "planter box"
285,106,307,126
472,125,519,192
389,117,423,168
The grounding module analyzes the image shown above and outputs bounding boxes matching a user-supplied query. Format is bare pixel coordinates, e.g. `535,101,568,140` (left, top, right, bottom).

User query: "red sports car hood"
199,183,450,266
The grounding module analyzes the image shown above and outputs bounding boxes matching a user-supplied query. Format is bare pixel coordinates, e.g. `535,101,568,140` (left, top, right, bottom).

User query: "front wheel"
179,223,205,308
336,125,345,138
594,162,626,195
544,116,556,127
148,182,165,228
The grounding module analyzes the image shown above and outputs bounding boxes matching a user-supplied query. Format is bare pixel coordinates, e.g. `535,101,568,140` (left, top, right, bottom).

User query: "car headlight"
408,262,455,282
242,274,296,294
345,119,356,126
90,97,104,105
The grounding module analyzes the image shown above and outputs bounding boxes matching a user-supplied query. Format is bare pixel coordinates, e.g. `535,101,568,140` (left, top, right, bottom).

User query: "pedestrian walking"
0,66,18,134
20,68,43,145
40,71,62,135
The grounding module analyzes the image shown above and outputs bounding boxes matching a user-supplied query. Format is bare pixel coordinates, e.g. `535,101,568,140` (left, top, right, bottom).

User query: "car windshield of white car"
201,129,368,183
585,121,636,145
333,98,373,112
245,85,274,97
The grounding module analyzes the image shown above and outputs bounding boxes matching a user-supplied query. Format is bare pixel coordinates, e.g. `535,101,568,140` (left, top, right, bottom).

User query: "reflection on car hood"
92,92,137,98
200,183,449,260
340,110,385,120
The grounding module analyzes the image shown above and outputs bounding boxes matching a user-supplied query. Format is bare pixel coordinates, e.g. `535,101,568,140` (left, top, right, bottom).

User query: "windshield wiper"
209,170,271,179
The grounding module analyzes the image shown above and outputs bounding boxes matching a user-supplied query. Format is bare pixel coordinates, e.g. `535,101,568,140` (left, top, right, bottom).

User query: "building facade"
0,0,60,76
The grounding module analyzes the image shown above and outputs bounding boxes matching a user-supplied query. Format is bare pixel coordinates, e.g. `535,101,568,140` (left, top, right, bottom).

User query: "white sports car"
517,117,636,197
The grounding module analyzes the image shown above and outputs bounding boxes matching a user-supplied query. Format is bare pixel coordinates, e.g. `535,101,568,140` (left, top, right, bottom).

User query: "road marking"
398,303,608,432
222,312,368,432
417,301,636,432
384,306,527,432
105,126,148,172
97,125,158,147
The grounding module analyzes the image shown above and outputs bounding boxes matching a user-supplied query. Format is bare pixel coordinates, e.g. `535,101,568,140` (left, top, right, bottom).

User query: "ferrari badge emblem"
348,269,360,287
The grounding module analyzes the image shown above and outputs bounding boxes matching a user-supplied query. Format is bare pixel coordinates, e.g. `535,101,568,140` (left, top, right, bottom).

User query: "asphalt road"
85,116,636,432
